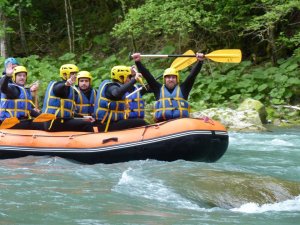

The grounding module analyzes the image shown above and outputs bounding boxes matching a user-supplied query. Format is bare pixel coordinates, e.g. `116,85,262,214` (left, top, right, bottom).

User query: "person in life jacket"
42,64,94,132
124,66,147,119
74,71,97,118
94,65,147,132
131,52,205,122
0,65,42,130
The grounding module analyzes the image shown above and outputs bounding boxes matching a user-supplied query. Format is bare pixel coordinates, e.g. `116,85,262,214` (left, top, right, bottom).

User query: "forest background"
0,0,299,122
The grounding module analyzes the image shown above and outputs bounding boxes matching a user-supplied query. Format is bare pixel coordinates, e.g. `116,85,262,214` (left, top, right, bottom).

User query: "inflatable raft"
0,118,228,164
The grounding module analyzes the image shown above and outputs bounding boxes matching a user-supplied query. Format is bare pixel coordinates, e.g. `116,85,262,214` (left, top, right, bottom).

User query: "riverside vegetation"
1,0,299,126
1,46,299,126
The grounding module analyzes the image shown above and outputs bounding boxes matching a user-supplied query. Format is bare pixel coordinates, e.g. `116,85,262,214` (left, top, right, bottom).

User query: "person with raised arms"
94,65,147,132
42,64,94,132
131,52,204,122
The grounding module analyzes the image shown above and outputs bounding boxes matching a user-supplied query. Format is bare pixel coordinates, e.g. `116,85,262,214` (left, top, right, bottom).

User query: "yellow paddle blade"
137,77,148,91
170,50,197,71
205,49,242,63
33,113,56,122
0,117,20,129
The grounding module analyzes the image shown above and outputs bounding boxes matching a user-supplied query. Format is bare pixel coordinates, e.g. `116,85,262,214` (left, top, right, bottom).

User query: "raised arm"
180,53,204,99
131,53,161,98
0,75,20,99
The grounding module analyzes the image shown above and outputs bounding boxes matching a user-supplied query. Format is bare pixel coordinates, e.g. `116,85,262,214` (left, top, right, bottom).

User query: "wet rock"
192,107,266,131
238,98,268,124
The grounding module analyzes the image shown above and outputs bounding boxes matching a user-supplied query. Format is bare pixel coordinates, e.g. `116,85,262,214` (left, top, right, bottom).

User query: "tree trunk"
67,0,75,53
18,4,28,55
268,24,277,66
0,10,7,57
64,0,75,53
64,0,72,52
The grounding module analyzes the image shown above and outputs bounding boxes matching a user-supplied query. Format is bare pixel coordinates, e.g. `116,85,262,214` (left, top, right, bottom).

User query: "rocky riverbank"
192,98,300,131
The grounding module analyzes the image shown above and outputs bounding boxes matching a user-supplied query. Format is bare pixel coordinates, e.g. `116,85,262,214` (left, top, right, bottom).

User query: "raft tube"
0,118,229,164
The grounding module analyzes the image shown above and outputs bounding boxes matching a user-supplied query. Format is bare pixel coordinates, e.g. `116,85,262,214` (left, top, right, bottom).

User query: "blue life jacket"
0,83,33,120
125,85,145,119
42,81,75,118
154,85,190,122
94,80,126,123
74,86,96,116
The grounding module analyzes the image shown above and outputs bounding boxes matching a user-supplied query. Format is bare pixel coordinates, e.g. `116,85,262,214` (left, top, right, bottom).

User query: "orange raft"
0,118,229,164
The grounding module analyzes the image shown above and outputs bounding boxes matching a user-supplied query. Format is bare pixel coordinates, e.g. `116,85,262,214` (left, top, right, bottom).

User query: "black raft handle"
102,137,118,144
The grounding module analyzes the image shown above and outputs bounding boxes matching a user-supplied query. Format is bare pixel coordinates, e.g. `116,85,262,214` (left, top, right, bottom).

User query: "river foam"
230,195,300,213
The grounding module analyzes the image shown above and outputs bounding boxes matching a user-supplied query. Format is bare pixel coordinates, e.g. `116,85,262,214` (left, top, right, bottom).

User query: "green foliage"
1,0,300,116
189,47,300,111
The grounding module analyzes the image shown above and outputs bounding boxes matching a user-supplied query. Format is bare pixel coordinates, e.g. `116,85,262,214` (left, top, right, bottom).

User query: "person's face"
78,78,90,91
164,75,178,89
15,72,27,86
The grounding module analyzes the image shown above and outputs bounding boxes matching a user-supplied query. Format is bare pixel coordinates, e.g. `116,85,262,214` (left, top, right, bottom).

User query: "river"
0,127,299,224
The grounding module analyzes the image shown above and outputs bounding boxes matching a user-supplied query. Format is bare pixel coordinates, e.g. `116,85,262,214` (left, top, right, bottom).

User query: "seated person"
131,52,204,122
0,65,42,130
94,65,148,132
74,71,97,117
42,64,94,132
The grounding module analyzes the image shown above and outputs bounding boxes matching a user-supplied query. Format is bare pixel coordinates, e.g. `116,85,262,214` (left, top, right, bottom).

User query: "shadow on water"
164,167,300,209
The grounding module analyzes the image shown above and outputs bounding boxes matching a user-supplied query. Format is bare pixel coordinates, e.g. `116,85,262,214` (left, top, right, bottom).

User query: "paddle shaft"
126,74,163,98
139,54,195,58
139,54,240,58
136,49,242,63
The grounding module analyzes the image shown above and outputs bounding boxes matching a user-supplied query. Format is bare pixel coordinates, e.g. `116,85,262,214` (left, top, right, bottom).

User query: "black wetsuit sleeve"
0,75,20,99
180,61,203,99
135,61,161,100
30,109,40,117
140,86,149,95
105,79,137,100
52,81,70,98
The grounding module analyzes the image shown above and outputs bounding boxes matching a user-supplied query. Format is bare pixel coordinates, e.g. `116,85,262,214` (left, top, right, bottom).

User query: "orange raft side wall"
0,118,227,149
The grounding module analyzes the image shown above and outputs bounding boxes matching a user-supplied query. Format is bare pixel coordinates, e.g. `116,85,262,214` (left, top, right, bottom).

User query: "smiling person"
74,71,97,118
131,52,204,122
0,65,42,130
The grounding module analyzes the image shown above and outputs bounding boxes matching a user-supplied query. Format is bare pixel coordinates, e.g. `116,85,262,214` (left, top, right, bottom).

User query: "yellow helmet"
60,64,79,80
12,66,27,82
163,67,180,82
76,71,93,85
111,65,131,83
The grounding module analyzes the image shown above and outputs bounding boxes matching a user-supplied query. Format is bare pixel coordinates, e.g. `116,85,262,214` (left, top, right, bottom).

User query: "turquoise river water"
0,126,299,225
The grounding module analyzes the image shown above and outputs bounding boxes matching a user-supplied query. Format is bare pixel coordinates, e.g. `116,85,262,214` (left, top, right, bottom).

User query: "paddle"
132,67,148,91
0,113,57,129
136,49,242,63
32,113,56,122
0,117,20,129
126,74,163,99
170,50,197,70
